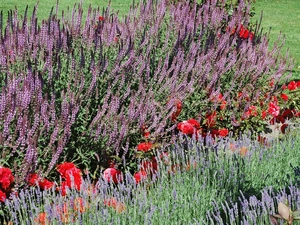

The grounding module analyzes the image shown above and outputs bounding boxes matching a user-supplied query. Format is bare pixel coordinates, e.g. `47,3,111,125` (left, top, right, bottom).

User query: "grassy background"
252,0,300,80
0,0,299,79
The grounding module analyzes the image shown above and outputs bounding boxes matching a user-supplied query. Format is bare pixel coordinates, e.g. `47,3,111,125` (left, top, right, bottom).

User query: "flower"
280,93,289,101
137,142,153,152
177,121,195,135
57,162,82,191
218,128,229,137
98,16,105,21
140,157,158,175
0,190,6,202
268,101,280,117
0,167,14,191
287,81,297,91
171,99,182,121
103,168,123,184
27,173,54,190
186,119,200,130
206,112,217,128
134,170,148,184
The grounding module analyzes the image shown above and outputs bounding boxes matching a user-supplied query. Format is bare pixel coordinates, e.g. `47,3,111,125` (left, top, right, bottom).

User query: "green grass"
252,0,300,80
0,0,132,23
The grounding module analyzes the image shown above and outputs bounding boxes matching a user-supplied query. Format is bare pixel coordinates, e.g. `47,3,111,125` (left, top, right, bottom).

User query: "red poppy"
0,167,14,191
103,168,122,184
287,81,297,91
134,170,148,184
137,142,153,152
280,93,289,101
218,128,229,137
0,190,6,202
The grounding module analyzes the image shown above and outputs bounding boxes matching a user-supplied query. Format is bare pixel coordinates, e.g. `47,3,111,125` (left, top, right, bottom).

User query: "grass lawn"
252,0,300,80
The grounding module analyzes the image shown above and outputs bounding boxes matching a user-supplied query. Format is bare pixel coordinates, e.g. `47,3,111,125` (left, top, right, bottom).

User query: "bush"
0,0,293,187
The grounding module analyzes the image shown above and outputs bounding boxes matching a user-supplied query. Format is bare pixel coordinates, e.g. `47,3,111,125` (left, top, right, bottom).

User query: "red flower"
187,119,200,130
134,170,148,184
282,109,294,119
280,93,289,101
57,162,82,191
261,110,267,120
103,168,122,184
206,111,217,128
249,32,254,40
171,99,182,121
268,102,280,117
0,190,6,202
141,125,150,138
0,167,14,191
140,157,158,174
177,121,195,135
98,16,105,21
287,81,297,91
57,162,81,179
281,124,288,134
218,128,229,137
27,173,54,190
137,142,153,152
39,178,54,190
220,100,227,110
239,25,250,39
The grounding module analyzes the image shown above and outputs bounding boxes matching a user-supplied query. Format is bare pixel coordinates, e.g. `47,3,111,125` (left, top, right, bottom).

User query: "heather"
0,0,300,224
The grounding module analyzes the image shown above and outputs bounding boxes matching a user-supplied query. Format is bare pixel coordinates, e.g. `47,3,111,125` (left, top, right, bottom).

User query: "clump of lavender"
0,0,293,187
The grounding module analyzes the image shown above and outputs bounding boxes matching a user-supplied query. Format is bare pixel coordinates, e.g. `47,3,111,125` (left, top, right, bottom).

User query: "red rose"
261,110,267,120
39,178,54,190
103,168,122,184
0,167,14,191
280,93,289,101
218,128,229,137
287,81,297,91
140,157,158,174
187,119,200,130
137,142,153,152
177,121,195,135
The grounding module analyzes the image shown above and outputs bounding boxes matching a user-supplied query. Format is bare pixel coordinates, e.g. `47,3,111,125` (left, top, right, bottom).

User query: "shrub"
0,0,293,187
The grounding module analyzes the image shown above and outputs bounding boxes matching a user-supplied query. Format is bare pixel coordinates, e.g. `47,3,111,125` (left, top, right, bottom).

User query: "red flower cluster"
57,162,82,196
27,173,54,190
0,167,14,202
238,24,254,40
137,142,153,152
